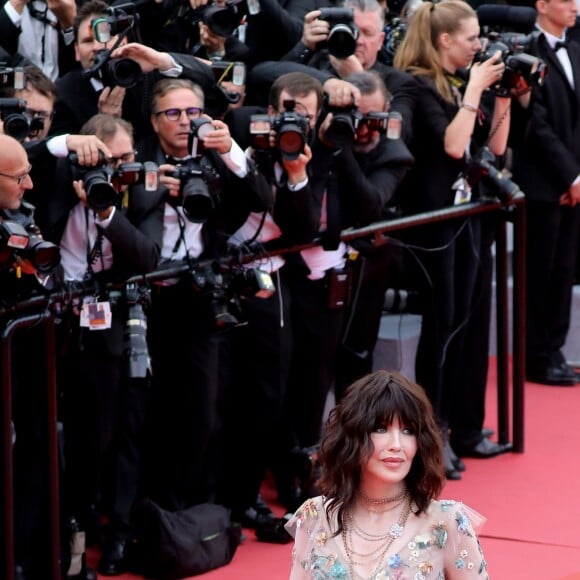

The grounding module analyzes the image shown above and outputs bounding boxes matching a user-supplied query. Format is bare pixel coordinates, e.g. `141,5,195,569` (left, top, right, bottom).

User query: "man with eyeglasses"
47,113,161,576
133,77,272,531
0,133,63,580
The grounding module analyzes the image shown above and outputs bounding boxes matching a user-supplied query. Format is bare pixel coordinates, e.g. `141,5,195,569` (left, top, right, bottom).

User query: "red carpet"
88,360,580,579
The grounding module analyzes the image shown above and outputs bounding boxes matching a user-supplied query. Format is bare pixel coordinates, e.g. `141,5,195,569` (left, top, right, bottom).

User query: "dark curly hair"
318,369,444,535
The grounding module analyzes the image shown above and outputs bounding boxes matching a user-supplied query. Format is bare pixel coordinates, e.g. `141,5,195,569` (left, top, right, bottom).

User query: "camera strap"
85,208,105,276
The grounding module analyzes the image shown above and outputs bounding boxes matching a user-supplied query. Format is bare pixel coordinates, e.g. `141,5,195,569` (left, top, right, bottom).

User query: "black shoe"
233,496,277,530
527,352,579,386
254,513,293,544
442,440,462,480
454,437,513,458
98,539,130,576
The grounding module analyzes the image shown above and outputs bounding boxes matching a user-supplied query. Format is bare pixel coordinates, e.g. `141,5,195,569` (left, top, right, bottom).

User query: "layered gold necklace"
342,493,412,580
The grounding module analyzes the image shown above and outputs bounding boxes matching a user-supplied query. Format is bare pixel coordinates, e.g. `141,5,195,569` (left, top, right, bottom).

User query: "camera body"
0,98,44,142
318,7,359,59
185,0,259,37
86,50,142,89
69,154,159,211
322,96,399,148
473,32,546,96
0,65,25,90
0,218,60,274
166,157,221,223
249,99,310,160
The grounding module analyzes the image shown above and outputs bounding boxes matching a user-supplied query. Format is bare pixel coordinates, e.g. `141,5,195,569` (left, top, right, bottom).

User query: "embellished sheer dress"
285,496,489,579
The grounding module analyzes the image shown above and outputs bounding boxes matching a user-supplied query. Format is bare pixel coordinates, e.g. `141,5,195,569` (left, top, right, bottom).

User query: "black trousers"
144,283,222,511
525,200,580,368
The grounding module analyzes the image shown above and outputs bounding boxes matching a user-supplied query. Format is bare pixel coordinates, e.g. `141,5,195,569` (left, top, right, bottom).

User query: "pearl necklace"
342,494,412,580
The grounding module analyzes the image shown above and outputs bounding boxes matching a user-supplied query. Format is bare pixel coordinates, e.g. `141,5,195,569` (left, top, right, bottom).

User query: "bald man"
0,135,58,579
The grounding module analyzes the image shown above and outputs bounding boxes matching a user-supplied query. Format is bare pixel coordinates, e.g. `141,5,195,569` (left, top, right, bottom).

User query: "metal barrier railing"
0,192,525,580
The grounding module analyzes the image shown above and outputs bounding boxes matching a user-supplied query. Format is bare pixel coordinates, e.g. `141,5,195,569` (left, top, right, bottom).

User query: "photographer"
48,0,222,142
0,0,77,80
393,0,513,479
511,0,580,386
48,114,160,576
134,77,272,525
0,134,62,580
333,69,414,401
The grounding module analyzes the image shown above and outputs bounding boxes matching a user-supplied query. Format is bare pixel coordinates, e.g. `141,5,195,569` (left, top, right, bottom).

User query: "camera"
86,50,142,89
466,146,521,204
321,95,400,148
0,65,25,90
166,157,221,223
473,32,546,96
184,0,259,38
318,7,359,59
123,283,151,379
0,219,61,274
84,4,142,88
250,99,310,160
69,153,159,211
0,98,45,142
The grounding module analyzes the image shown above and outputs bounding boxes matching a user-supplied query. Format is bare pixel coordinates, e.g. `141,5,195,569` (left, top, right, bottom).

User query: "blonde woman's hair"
393,0,477,102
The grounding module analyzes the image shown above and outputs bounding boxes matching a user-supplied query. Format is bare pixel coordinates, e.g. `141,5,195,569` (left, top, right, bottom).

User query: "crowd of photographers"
1,0,580,577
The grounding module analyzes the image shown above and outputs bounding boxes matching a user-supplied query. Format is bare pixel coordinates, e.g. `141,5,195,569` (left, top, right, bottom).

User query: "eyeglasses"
0,164,32,185
108,151,136,165
155,107,203,121
25,108,55,121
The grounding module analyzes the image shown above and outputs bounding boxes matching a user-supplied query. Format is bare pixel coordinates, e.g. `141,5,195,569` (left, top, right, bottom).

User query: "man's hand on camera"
283,143,312,186
66,135,112,166
159,164,182,199
111,43,174,74
323,78,360,108
202,119,233,154
98,85,126,116
302,10,329,51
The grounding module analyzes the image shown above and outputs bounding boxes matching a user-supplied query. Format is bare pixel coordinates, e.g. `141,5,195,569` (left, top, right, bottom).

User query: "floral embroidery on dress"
455,511,473,536
431,522,448,548
310,553,347,579
315,531,328,547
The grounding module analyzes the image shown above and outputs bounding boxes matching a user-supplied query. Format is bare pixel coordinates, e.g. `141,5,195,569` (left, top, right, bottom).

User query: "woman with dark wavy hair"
285,369,488,579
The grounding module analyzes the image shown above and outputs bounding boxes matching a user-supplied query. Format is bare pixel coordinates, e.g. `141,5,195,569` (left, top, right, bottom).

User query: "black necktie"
555,40,568,52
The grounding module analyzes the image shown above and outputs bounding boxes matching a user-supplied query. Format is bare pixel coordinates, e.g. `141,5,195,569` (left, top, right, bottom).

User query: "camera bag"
132,498,242,579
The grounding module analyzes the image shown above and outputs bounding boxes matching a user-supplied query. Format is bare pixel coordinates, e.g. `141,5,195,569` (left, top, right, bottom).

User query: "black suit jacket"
512,33,580,201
